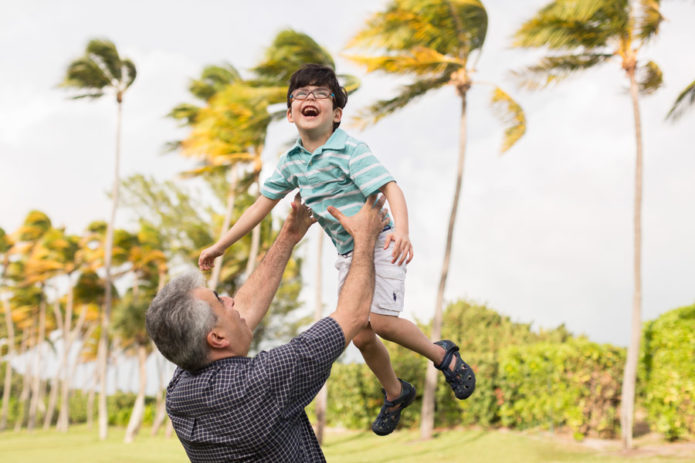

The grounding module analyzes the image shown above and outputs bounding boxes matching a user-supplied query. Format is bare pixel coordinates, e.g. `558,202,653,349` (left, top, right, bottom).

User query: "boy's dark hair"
287,63,348,131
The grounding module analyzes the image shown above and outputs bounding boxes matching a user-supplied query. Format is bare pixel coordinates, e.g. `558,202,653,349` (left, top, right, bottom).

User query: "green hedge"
316,300,575,432
639,303,695,440
498,339,624,440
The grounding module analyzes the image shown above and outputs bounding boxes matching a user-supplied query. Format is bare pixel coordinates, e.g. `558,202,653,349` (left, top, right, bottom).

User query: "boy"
199,64,475,435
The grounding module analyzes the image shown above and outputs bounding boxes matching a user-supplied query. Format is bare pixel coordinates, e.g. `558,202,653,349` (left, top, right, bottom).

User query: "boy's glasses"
290,89,334,100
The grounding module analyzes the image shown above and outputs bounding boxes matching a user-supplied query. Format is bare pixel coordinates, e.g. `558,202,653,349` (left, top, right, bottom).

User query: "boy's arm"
199,195,280,271
379,181,413,265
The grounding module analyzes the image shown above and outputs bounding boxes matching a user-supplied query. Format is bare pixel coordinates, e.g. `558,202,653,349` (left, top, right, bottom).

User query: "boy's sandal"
434,340,476,400
371,378,416,436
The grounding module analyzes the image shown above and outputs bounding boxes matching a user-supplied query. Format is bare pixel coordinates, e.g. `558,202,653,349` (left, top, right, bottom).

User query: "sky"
1,0,694,358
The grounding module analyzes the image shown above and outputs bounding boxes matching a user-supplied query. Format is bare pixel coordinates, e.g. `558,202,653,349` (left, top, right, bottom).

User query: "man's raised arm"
327,195,388,346
234,194,316,331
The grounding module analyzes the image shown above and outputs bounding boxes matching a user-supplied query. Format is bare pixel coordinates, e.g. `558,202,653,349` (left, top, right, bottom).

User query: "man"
146,193,388,462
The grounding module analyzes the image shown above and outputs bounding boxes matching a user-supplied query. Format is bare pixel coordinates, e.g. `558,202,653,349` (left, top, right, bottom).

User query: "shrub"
639,303,695,440
498,339,624,439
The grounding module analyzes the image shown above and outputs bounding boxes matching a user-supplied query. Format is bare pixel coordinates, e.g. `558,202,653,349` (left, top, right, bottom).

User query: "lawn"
0,426,693,463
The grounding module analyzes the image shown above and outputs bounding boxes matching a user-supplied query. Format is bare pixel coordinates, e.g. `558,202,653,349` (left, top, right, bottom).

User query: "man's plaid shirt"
166,317,345,462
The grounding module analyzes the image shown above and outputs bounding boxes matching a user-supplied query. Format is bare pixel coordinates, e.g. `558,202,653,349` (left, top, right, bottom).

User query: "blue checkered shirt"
166,317,345,462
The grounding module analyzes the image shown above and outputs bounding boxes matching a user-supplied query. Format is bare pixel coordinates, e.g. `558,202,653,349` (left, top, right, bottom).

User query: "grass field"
1,426,693,463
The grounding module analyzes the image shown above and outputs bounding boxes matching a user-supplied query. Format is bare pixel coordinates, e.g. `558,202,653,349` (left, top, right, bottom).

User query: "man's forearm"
331,236,377,343
234,226,297,331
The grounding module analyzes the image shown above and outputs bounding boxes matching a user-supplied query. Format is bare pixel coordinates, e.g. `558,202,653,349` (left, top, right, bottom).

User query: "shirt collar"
288,128,348,156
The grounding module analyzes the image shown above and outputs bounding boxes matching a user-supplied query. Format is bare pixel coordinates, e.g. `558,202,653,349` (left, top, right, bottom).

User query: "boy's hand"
199,244,223,271
384,230,413,265
283,193,317,243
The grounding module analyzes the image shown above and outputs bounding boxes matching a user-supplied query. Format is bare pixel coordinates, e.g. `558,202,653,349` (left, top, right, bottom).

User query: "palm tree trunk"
28,298,47,430
151,350,168,436
620,66,644,450
0,294,15,431
57,285,79,431
43,375,59,429
209,166,239,290
313,231,327,444
124,344,147,443
98,99,123,440
15,329,31,431
421,89,469,439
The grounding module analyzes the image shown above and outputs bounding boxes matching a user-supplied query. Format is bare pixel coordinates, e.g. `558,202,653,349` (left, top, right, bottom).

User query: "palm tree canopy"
346,0,523,152
513,0,664,93
253,29,336,84
348,0,487,62
60,38,136,101
345,0,489,121
666,79,695,121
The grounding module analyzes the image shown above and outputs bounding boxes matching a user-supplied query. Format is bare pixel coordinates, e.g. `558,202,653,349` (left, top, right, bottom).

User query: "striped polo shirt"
261,129,394,254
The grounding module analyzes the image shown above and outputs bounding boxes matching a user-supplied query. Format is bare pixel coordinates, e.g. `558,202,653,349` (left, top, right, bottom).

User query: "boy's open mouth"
301,106,319,117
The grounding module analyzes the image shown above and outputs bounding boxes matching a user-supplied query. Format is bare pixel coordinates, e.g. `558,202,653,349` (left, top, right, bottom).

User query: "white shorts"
335,230,407,317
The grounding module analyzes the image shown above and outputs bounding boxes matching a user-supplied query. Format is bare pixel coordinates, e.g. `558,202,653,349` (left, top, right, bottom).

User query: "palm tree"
512,0,664,448
346,0,525,438
0,227,16,431
60,38,136,440
666,79,695,121
169,63,250,290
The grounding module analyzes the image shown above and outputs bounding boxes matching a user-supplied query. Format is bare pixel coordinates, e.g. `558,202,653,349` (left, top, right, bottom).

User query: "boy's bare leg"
352,324,403,403
369,314,456,371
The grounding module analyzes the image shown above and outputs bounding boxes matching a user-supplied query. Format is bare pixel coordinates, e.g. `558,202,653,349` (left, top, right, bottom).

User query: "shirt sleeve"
259,317,345,418
260,158,296,200
348,143,395,197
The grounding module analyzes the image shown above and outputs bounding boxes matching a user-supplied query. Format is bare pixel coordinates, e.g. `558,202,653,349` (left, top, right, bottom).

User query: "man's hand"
199,244,223,271
327,195,388,242
384,230,413,265
282,193,317,244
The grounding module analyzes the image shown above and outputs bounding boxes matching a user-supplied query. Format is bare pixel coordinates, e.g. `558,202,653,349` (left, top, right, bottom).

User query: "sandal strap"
434,340,459,372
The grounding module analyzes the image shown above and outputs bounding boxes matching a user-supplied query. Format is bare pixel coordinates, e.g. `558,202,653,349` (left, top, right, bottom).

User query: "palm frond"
666,79,695,122
61,58,112,94
347,47,463,76
511,53,612,90
86,39,122,81
121,59,137,88
339,73,361,95
347,0,486,58
514,0,628,50
351,73,450,129
189,63,241,101
253,29,334,84
637,0,663,43
489,87,526,153
167,103,200,126
637,60,662,95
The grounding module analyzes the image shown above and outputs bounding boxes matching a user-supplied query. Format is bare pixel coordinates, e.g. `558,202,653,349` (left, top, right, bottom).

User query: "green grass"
0,426,693,463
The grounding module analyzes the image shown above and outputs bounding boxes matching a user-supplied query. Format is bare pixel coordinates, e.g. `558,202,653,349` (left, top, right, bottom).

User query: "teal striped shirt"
262,129,394,254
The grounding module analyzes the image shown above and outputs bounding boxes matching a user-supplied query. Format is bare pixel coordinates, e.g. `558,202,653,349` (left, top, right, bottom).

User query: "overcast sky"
1,0,693,349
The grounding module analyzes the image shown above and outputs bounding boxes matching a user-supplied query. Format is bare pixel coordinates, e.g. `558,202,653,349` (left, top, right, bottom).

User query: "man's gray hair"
146,271,217,371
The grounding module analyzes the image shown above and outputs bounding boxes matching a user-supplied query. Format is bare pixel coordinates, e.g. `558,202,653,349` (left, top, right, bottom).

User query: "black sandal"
434,340,475,400
371,378,416,436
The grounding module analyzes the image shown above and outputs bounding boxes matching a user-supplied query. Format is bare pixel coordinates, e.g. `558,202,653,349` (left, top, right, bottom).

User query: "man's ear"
287,107,294,123
333,107,343,123
206,329,229,349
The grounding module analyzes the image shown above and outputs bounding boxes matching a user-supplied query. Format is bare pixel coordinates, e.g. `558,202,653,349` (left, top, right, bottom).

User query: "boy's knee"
370,315,398,340
352,327,375,350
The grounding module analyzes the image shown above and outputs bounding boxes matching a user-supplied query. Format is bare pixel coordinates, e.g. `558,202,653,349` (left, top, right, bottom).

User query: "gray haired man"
146,194,388,462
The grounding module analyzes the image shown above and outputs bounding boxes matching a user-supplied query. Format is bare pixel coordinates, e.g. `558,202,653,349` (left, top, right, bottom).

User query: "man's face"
287,85,342,136
192,287,253,356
